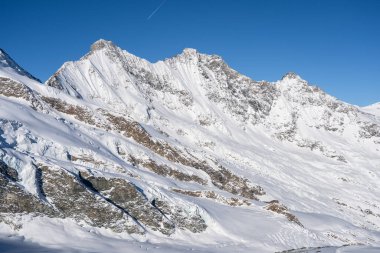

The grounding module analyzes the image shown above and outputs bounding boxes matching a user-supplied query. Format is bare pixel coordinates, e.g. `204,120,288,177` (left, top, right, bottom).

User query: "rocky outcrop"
153,199,207,233
265,200,303,227
39,165,142,233
0,161,54,215
42,97,96,125
200,55,277,124
359,122,380,138
129,156,207,185
172,188,251,206
0,158,208,235
79,172,175,235
0,77,42,110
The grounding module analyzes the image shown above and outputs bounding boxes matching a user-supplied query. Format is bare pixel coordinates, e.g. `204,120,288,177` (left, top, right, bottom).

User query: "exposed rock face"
265,200,303,227
79,172,176,235
1,157,207,235
200,54,277,123
80,171,208,234
154,199,207,233
0,77,32,99
41,97,96,125
0,162,53,215
129,156,207,185
39,166,142,233
200,164,265,200
0,161,18,181
359,122,380,138
0,77,42,110
172,188,251,207
105,113,186,162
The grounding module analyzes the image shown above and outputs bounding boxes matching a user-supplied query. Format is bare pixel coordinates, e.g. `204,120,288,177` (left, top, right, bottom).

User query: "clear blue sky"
1,0,379,106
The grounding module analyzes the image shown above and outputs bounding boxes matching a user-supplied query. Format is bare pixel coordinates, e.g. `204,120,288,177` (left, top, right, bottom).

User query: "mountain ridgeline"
0,40,379,252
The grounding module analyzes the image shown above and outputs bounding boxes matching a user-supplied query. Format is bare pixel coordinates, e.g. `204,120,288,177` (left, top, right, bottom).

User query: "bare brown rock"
0,161,54,215
154,199,207,233
79,172,175,235
41,97,96,125
39,165,141,233
129,156,207,185
266,201,303,227
172,188,251,207
0,77,42,109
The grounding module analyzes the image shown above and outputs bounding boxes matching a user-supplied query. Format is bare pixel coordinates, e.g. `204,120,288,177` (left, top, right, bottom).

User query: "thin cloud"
147,0,167,20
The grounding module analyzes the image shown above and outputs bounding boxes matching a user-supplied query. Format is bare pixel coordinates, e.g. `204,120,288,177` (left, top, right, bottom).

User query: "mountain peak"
177,48,199,60
165,48,200,64
90,39,117,52
277,72,310,92
0,48,41,82
281,72,302,81
0,48,7,58
182,48,198,55
0,48,17,65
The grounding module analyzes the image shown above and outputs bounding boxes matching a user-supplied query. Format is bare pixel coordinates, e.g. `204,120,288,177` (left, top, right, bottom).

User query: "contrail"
147,0,167,20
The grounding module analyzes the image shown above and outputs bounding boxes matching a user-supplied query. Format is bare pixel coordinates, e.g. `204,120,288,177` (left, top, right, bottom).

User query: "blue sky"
1,0,379,106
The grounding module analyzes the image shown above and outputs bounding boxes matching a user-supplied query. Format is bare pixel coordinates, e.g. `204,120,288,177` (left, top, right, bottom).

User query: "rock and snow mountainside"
0,40,380,253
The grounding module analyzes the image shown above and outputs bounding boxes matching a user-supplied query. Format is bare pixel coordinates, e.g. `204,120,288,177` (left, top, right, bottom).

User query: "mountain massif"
0,40,379,252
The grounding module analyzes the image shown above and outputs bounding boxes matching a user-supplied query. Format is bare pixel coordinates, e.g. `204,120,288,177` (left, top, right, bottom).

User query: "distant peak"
363,102,380,109
182,48,198,55
0,48,41,82
166,48,200,64
278,72,310,91
281,72,302,81
0,48,11,61
90,39,116,52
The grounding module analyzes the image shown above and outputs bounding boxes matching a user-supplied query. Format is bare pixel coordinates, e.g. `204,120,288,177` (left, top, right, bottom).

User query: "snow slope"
0,40,380,252
362,102,380,119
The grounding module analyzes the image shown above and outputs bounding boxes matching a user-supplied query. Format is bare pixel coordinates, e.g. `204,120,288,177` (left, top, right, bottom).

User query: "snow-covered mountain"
0,40,379,253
